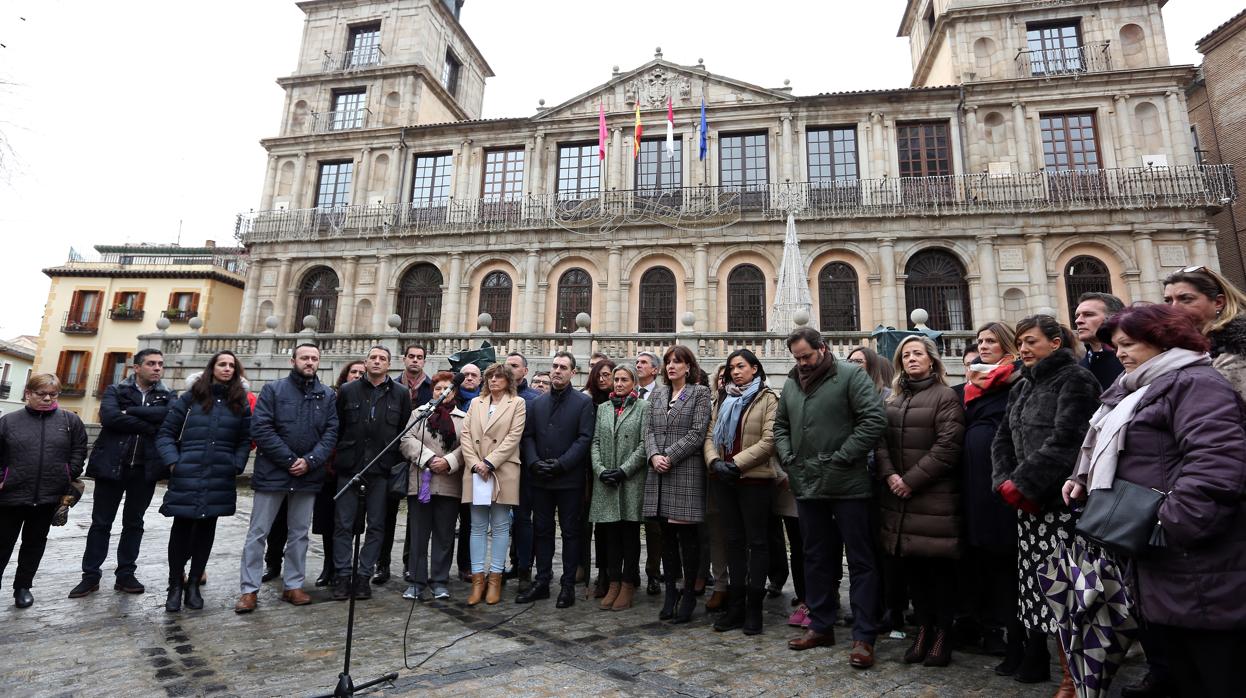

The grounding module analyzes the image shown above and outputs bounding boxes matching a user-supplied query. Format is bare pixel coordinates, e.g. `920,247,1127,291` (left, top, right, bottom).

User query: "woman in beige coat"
460,363,526,605
399,370,466,602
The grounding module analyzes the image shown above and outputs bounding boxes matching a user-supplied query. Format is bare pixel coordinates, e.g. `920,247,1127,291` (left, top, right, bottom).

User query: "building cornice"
276,64,469,124
1197,8,1246,54
41,268,246,289
963,64,1200,98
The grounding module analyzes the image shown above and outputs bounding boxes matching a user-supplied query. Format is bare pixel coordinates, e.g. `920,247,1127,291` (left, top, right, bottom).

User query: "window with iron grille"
556,268,592,333
638,267,676,333
396,263,443,333
818,262,860,331
636,139,682,191
557,143,600,200
412,153,452,207
1040,112,1100,171
296,266,339,332
315,161,353,208
482,149,524,202
347,23,381,66
1064,256,1112,323
720,133,769,190
478,271,512,333
807,128,858,183
442,51,461,97
727,264,766,332
904,250,971,331
1026,22,1082,75
331,89,367,130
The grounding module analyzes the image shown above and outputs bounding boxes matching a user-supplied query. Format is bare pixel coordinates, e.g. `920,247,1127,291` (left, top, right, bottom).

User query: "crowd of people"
1,266,1244,696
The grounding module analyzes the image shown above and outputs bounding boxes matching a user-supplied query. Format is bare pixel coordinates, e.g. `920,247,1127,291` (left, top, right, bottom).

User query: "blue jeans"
470,504,512,574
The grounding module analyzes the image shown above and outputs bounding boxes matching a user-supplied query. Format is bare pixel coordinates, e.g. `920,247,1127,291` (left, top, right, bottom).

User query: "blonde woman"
1162,265,1246,399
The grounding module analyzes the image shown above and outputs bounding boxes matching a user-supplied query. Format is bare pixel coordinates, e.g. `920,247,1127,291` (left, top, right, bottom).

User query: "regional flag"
698,98,708,161
634,104,643,159
598,102,607,161
665,97,675,159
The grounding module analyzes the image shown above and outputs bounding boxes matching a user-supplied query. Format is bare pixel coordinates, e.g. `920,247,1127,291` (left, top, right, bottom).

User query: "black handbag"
1074,479,1167,555
388,460,410,498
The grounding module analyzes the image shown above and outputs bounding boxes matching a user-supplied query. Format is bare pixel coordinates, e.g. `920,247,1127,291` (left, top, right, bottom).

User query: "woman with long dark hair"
584,359,617,406
156,351,252,613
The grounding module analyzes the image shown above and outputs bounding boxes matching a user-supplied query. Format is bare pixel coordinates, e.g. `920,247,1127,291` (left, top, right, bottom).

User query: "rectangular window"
411,153,452,207
63,290,101,334
1191,125,1205,165
442,51,461,97
97,352,131,396
315,161,353,208
56,350,90,396
164,292,200,322
1026,22,1082,75
556,143,601,200
330,89,367,130
720,132,769,189
482,148,525,202
807,127,858,183
347,23,382,67
636,138,682,191
897,121,951,178
1040,112,1100,171
109,291,145,321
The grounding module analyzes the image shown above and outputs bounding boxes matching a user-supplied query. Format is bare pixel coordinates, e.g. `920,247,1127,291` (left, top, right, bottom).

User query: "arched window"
905,250,971,331
1064,255,1112,323
478,270,513,333
638,267,676,333
295,267,339,332
818,262,860,331
727,264,767,332
555,268,592,333
396,263,443,333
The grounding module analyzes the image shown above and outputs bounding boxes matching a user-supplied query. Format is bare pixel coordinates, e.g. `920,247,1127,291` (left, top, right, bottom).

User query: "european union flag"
698,98,707,161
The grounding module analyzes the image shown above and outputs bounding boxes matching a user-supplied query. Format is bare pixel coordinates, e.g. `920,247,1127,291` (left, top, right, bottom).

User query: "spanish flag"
633,104,643,159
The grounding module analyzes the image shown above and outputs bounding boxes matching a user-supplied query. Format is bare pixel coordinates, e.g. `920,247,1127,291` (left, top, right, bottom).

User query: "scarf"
963,359,1018,405
456,385,480,410
897,374,936,397
796,350,835,393
1075,348,1210,491
713,377,762,452
611,391,638,416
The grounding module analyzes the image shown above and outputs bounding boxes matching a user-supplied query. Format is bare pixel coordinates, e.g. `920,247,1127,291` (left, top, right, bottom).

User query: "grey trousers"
334,474,388,578
240,491,315,594
407,494,458,589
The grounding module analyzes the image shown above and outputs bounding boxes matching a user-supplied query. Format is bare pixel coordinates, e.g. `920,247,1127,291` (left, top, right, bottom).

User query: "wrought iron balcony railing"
58,372,89,398
1016,41,1112,78
61,311,100,335
109,307,145,321
236,164,1236,244
309,108,373,133
322,47,385,73
0,382,11,400
163,309,199,322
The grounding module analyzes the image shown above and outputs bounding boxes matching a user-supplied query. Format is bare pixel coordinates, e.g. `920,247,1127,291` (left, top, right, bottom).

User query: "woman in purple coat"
1064,304,1246,698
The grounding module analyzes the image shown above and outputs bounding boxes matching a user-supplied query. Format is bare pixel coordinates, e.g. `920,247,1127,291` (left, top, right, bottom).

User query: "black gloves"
598,468,625,485
711,459,742,482
531,459,564,479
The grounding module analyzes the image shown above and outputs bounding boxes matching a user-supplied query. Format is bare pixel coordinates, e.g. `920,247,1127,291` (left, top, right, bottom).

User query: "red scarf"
964,361,1016,405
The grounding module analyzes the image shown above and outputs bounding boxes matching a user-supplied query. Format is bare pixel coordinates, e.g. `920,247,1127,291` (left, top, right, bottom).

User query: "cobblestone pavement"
1,486,1145,697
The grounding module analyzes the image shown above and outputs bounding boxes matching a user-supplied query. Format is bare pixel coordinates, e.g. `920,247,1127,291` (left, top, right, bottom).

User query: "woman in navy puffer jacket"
156,351,252,612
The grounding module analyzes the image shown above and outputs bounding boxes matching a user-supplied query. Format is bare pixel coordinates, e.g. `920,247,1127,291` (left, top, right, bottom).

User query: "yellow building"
35,242,245,420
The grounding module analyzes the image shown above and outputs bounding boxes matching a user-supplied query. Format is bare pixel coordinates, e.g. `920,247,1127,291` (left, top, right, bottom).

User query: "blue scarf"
456,385,480,410
712,377,762,453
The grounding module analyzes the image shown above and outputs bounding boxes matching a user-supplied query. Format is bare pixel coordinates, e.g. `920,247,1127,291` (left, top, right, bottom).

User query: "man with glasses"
530,372,551,395
69,349,173,599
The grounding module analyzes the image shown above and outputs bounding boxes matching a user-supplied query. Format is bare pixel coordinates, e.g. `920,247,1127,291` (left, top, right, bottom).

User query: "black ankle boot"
183,581,204,610
1013,629,1051,683
671,589,697,624
659,583,678,620
713,586,746,632
742,588,766,635
994,619,1026,676
165,580,183,613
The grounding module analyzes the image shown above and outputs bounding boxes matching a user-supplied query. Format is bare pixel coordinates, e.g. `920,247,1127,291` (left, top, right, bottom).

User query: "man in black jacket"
235,343,338,613
332,346,412,600
1074,292,1126,390
70,349,172,598
516,351,595,607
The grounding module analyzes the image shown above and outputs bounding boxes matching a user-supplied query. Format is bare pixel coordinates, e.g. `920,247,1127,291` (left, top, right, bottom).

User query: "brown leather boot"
1054,646,1076,698
705,589,728,612
485,573,503,605
600,582,621,610
466,573,486,606
611,582,636,611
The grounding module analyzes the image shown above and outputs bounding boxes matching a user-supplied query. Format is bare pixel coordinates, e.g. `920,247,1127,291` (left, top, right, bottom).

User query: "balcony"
109,307,145,321
59,373,89,398
235,164,1237,245
309,108,373,134
0,382,11,400
61,311,100,335
1016,41,1112,78
163,308,199,322
321,47,384,73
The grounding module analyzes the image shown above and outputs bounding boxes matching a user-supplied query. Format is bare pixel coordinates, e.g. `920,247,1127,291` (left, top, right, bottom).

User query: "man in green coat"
774,327,886,669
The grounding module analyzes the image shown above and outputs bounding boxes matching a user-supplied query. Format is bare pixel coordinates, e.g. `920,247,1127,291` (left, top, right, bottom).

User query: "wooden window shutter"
112,291,123,308
190,292,201,313
136,291,146,310
167,292,177,311
68,291,83,318
55,350,69,379
80,351,91,386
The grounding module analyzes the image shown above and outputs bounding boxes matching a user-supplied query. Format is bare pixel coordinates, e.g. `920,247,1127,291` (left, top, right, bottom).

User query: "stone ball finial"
792,309,810,327
697,58,704,65
612,65,619,73
910,308,930,327
681,312,696,329
387,314,403,330
655,46,662,54
575,312,591,331
784,78,791,86
477,313,493,331
188,316,203,331
302,314,320,332
264,315,279,331
538,98,545,106
156,316,171,331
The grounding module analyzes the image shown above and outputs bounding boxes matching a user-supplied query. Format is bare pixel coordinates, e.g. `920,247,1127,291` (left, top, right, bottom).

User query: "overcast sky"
0,0,1236,337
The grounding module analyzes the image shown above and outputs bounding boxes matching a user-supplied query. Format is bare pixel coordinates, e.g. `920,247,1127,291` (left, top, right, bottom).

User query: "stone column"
1165,90,1194,166
453,140,473,200
239,259,263,333
1189,232,1211,268
964,106,982,173
1012,103,1032,172
373,255,392,333
878,237,899,327
385,145,402,203
353,148,372,205
976,235,1001,321
612,128,624,189
438,253,463,333
335,256,358,332
1114,94,1137,168
1132,231,1158,295
532,132,546,196
870,112,887,178
857,117,874,180
274,257,293,329
290,152,308,209
1025,233,1051,311
523,248,540,332
693,244,709,329
607,246,623,332
779,114,795,183
260,155,279,210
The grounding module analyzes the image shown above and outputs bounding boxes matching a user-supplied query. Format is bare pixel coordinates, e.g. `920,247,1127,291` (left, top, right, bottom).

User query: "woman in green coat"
589,364,649,611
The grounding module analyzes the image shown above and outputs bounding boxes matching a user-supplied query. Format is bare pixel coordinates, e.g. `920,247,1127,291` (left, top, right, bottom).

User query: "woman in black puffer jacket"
156,351,252,612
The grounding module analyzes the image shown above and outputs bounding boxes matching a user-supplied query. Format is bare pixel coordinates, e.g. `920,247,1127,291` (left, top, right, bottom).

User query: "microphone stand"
316,387,450,698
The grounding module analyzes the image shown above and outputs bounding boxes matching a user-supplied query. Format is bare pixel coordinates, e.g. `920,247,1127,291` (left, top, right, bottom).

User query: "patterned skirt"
1016,507,1075,634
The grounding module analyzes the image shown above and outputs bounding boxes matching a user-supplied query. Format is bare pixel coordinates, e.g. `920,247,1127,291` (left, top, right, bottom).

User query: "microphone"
420,371,465,412
451,370,467,390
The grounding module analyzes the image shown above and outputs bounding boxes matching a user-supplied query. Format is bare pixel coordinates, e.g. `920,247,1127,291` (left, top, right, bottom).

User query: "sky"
0,0,1236,337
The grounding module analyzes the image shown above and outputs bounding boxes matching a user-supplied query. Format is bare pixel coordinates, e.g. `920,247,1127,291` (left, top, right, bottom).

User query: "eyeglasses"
1182,265,1208,273
32,391,59,399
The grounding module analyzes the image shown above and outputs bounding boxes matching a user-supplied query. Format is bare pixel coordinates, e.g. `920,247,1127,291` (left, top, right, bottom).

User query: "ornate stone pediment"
628,65,693,107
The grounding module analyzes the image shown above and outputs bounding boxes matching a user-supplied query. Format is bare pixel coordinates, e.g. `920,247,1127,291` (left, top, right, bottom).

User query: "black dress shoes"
555,584,576,608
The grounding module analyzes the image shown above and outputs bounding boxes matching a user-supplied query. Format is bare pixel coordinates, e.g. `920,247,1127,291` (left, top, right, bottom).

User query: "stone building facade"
233,0,1230,348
